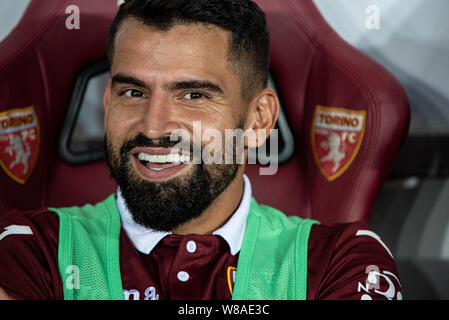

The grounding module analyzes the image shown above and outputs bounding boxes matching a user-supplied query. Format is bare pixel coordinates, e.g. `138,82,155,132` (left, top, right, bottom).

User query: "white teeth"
138,152,190,164
180,155,189,163
138,153,147,161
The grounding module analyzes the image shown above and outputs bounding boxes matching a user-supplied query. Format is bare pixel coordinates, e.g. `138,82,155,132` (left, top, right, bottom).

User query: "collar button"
186,240,197,253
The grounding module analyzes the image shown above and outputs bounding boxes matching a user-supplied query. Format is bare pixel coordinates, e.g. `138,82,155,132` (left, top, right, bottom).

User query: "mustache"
114,117,246,159
120,133,189,156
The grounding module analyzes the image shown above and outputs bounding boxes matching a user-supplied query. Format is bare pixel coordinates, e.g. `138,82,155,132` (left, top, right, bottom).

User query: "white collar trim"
117,175,252,256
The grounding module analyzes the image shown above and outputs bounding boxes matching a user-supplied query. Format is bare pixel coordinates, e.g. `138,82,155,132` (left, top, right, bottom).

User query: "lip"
132,153,190,181
132,147,186,156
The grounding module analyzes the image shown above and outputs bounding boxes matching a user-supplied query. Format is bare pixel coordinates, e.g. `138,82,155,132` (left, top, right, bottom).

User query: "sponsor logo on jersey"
227,266,237,295
358,265,403,300
311,105,366,181
123,286,159,300
0,106,40,184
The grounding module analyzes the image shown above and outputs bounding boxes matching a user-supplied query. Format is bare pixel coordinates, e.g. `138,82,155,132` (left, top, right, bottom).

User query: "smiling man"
103,17,260,236
0,0,402,300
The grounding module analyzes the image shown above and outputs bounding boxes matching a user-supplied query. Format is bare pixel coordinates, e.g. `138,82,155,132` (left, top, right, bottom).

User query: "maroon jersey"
0,208,402,300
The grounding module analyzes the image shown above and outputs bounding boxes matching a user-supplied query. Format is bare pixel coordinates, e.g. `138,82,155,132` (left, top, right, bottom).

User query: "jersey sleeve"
307,221,403,300
0,209,62,300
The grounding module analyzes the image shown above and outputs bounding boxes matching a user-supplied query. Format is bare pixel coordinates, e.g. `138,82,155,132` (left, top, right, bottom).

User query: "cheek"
199,115,244,152
106,103,142,138
200,109,241,131
105,116,123,147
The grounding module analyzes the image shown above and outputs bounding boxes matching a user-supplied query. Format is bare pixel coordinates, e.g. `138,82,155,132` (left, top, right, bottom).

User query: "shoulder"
0,208,60,271
0,207,60,242
307,221,403,300
310,221,393,254
51,194,118,221
252,201,318,230
309,221,394,263
0,207,60,256
0,208,61,299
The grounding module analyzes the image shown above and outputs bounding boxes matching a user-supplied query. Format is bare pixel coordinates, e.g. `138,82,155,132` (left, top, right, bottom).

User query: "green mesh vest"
50,195,318,300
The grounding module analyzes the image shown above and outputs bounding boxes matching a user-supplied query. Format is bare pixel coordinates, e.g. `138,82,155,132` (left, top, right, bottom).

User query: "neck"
171,169,246,235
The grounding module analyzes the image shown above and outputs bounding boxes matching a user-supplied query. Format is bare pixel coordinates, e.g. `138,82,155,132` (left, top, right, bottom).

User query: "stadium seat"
0,0,118,211
246,0,410,224
0,0,410,225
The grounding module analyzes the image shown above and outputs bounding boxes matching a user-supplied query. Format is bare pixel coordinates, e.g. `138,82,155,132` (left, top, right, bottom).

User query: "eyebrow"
111,74,148,89
111,73,225,95
165,80,225,95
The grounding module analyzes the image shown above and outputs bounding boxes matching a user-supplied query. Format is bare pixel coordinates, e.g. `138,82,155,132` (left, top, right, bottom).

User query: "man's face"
104,18,249,231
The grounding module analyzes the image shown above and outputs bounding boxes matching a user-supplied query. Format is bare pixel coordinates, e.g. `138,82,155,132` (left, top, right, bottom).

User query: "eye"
183,92,208,100
122,89,145,98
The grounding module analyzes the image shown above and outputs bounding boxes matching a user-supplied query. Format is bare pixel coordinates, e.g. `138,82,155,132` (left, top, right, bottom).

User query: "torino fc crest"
312,106,366,181
0,106,40,184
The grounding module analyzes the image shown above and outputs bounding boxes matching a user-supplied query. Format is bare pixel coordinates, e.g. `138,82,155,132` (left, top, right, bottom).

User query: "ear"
245,88,280,148
103,79,112,128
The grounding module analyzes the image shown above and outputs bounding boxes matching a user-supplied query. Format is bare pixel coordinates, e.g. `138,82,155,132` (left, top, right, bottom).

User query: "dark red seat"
0,0,410,225
0,0,119,211
246,0,410,224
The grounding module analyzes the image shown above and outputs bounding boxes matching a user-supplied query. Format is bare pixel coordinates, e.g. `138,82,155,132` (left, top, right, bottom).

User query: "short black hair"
107,0,270,101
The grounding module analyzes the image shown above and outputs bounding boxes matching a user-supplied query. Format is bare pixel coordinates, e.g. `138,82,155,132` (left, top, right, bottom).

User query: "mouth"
132,148,191,180
137,152,190,167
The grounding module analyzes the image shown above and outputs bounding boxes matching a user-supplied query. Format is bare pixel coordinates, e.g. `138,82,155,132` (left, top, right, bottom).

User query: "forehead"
112,18,238,87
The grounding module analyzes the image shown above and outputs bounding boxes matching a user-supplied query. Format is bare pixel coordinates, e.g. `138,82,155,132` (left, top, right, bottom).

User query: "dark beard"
104,133,240,232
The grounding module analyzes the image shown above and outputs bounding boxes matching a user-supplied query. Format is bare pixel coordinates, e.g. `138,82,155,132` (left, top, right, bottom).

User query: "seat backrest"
0,0,118,211
0,0,410,225
245,0,410,224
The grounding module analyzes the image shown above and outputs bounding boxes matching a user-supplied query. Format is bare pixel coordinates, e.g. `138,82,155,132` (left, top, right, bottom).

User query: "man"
0,0,402,300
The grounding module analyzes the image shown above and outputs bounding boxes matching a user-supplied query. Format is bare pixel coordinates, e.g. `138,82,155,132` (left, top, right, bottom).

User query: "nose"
142,89,178,140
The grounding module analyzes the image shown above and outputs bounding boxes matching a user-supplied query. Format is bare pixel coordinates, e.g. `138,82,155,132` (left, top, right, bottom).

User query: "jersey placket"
168,235,220,300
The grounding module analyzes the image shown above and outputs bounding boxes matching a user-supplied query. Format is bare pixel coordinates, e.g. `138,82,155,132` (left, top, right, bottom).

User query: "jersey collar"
117,175,252,256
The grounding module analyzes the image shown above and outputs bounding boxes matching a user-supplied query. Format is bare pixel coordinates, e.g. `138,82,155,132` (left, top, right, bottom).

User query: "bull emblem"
5,134,30,175
320,131,346,173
